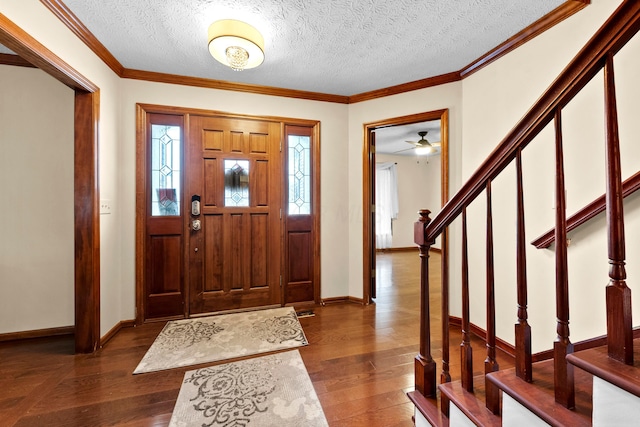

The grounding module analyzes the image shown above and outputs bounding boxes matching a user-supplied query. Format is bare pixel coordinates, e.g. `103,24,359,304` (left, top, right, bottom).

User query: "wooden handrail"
532,170,640,249
424,1,640,244
412,0,640,419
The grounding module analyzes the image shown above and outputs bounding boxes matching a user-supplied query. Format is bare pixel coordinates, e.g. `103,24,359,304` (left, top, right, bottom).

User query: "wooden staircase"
408,1,640,425
410,338,640,426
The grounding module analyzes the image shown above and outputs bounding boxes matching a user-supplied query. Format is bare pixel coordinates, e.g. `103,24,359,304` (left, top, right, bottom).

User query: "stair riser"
593,377,640,427
502,392,550,427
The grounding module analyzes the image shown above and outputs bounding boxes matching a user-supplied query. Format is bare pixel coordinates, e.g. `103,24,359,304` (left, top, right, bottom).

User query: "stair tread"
567,343,640,397
439,381,501,427
407,391,449,427
488,360,592,427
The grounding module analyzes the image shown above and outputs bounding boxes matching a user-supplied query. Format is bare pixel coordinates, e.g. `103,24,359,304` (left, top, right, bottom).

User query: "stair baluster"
603,52,633,365
440,228,452,415
515,148,533,383
485,180,500,414
553,108,575,408
461,208,474,392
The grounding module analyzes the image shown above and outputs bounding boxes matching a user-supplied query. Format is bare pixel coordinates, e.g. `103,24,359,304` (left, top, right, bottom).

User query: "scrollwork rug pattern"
134,307,308,374
169,350,328,427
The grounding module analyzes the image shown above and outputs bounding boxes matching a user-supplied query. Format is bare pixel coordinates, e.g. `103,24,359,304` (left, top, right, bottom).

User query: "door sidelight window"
151,124,181,216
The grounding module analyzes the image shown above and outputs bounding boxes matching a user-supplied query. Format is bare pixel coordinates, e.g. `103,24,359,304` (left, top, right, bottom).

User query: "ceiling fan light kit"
400,131,441,156
208,19,265,71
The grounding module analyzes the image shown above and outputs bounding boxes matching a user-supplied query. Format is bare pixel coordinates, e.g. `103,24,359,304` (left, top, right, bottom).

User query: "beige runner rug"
134,307,308,374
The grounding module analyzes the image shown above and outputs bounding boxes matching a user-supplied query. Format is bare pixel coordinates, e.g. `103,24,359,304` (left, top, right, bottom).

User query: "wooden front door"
186,115,283,314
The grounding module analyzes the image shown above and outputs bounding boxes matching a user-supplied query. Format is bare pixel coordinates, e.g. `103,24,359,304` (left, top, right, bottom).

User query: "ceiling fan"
395,131,441,155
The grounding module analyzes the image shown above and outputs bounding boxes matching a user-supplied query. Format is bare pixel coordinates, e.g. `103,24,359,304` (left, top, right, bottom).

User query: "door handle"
192,219,201,231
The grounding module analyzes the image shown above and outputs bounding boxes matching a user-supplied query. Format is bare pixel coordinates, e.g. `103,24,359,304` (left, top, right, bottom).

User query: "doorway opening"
363,110,449,303
0,16,101,352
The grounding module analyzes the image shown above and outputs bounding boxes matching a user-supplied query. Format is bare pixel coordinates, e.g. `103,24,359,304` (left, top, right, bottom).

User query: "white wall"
118,80,350,307
3,0,638,351
460,0,640,352
376,153,442,249
0,66,74,333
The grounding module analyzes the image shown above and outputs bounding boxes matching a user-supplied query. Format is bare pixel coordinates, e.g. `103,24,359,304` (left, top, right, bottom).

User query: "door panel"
283,126,317,304
143,114,185,320
188,116,282,314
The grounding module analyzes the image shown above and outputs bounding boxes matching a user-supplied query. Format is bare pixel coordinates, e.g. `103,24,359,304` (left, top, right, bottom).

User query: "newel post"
414,209,437,397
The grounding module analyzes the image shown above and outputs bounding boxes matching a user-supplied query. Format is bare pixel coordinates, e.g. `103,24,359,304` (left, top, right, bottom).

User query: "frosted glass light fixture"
415,145,433,156
208,19,264,71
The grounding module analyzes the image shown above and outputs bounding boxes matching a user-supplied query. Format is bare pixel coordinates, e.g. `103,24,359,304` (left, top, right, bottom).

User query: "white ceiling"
54,0,565,97
375,120,441,156
1,0,568,151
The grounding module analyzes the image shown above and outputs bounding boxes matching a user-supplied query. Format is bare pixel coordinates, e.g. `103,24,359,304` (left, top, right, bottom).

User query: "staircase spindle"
414,209,437,397
604,52,633,365
440,227,451,415
461,208,473,392
553,108,575,409
485,181,500,414
515,148,533,382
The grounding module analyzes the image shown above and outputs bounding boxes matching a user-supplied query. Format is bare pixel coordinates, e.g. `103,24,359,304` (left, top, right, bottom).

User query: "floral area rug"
169,350,328,427
133,307,308,374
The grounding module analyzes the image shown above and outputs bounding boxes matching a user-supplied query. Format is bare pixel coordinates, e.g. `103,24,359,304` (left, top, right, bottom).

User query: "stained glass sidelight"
151,124,181,216
224,160,250,207
288,135,311,215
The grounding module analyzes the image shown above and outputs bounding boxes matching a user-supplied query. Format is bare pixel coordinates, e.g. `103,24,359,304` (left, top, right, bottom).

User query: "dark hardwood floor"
0,250,513,426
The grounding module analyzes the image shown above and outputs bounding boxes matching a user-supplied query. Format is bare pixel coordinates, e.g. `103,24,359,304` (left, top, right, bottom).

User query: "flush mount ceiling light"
208,19,264,71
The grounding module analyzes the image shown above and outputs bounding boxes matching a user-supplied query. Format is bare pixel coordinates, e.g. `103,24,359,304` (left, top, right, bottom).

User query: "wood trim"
312,123,322,304
376,247,419,253
450,316,516,359
348,72,461,104
99,319,135,347
135,104,147,325
448,316,640,363
122,68,349,104
0,12,97,92
460,0,590,79
74,90,101,354
0,12,101,354
321,296,365,305
136,103,321,126
39,0,124,75
0,52,35,67
532,169,640,249
39,0,588,104
363,109,450,305
424,0,640,243
0,326,74,343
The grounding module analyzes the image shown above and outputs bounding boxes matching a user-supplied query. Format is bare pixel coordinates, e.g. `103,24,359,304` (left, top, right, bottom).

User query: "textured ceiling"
59,0,566,97
1,1,568,152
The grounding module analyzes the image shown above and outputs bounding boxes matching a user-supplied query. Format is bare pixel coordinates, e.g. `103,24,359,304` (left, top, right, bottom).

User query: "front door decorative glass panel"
224,159,250,207
288,135,311,215
151,124,181,216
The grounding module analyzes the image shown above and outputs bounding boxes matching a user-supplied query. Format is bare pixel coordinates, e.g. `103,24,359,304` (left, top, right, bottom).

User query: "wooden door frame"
135,104,321,322
363,109,450,304
0,15,101,353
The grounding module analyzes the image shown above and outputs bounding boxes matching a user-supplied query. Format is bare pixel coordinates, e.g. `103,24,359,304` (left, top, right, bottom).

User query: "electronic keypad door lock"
191,194,201,216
